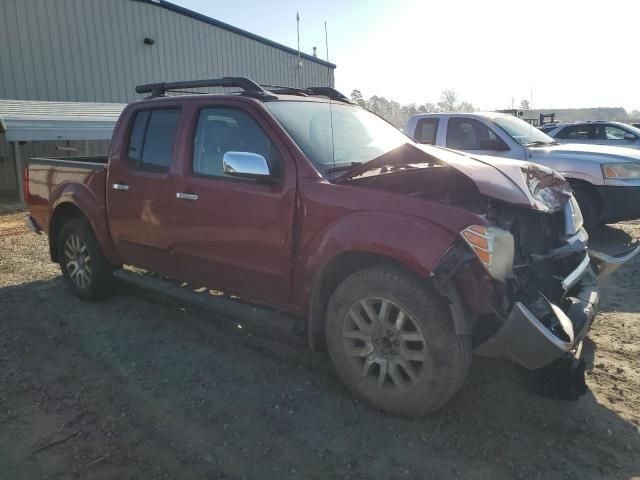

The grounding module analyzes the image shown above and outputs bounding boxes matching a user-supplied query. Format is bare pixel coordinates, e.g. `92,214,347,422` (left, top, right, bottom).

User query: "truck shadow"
1,277,639,480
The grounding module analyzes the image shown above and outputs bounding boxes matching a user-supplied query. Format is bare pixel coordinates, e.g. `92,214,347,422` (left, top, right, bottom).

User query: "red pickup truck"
24,77,635,416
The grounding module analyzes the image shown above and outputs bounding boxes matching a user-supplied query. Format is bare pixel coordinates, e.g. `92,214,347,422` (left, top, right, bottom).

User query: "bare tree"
350,89,366,107
458,101,475,112
438,90,458,112
519,99,530,110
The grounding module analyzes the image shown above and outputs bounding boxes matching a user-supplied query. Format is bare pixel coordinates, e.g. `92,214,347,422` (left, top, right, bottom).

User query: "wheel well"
567,179,603,219
308,251,422,351
49,203,86,262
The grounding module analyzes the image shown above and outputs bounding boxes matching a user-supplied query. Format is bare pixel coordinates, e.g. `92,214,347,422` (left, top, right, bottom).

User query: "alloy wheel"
343,298,427,392
64,234,93,289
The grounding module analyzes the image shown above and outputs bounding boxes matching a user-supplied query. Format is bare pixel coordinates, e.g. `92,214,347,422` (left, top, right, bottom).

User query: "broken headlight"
602,162,640,179
461,225,514,282
521,164,572,212
564,195,584,235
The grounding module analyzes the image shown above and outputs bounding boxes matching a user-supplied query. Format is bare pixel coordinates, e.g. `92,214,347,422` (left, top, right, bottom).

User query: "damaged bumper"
475,244,640,370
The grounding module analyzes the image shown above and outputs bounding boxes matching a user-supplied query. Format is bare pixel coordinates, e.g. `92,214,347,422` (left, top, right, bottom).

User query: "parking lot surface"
1,211,639,480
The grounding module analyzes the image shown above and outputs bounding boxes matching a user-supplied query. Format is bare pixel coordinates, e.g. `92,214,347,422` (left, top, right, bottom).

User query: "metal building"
0,0,336,201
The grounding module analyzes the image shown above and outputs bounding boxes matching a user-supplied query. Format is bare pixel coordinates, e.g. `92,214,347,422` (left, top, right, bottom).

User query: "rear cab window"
127,108,181,172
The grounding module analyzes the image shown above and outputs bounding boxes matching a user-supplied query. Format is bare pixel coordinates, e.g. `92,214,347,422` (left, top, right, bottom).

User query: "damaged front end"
433,164,640,370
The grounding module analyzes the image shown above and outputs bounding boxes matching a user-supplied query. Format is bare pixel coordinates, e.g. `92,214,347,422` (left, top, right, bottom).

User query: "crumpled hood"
338,143,572,213
528,142,640,164
424,145,572,212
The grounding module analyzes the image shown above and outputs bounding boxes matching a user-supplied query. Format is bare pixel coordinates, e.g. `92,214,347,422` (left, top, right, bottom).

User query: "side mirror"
479,139,510,151
222,151,273,181
624,133,637,141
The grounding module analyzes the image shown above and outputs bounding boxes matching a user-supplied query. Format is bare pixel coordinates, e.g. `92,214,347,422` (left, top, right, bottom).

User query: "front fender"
292,211,458,311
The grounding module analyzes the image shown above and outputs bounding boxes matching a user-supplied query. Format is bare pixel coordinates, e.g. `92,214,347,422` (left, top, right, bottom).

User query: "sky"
172,0,640,112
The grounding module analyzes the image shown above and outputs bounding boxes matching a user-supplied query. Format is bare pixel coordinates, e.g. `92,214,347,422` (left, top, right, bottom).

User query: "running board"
113,269,302,338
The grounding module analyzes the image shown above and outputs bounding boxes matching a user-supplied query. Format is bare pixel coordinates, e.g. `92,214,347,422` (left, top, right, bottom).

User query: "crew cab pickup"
25,77,638,416
405,112,640,230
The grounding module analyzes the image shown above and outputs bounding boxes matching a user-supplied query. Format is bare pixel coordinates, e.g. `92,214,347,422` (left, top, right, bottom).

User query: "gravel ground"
0,210,639,480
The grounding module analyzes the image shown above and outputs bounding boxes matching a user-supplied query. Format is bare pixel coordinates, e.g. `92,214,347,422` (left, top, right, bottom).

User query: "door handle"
176,192,199,201
112,183,129,191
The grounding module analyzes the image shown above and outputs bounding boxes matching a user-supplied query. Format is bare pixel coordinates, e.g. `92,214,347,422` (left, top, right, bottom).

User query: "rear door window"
414,118,439,144
556,124,593,140
127,109,181,172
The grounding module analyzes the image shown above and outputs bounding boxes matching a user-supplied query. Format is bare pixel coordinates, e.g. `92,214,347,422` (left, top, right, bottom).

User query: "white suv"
544,121,640,150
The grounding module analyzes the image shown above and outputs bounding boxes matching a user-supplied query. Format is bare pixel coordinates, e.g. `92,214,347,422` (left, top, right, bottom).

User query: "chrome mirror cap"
222,151,271,179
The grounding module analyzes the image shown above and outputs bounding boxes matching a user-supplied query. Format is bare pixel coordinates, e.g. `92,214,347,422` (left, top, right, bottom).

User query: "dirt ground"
0,210,639,480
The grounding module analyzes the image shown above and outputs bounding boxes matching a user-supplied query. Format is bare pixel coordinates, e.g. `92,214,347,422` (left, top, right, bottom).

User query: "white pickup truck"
405,112,640,229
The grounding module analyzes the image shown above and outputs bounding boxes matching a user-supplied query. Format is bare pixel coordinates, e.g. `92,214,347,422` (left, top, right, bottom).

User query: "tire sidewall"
325,267,467,416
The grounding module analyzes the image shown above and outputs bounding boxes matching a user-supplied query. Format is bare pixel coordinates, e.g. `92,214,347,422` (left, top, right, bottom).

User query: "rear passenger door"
106,106,182,274
171,101,296,305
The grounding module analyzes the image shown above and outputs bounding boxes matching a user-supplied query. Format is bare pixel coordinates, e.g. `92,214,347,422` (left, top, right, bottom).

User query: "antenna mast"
296,12,301,87
324,21,330,86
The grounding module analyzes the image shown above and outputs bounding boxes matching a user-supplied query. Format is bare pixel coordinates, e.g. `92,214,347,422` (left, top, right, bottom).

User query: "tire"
572,187,599,232
57,218,116,301
324,265,472,416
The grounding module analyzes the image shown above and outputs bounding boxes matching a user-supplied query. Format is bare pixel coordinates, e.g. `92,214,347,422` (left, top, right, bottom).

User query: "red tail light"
22,165,29,202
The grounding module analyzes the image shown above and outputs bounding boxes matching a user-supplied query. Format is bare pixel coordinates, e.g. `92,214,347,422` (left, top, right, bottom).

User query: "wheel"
572,187,599,232
324,265,472,416
57,218,116,300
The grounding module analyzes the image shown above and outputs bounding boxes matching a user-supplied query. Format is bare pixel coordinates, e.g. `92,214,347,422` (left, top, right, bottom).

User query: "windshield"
265,101,412,174
493,115,556,146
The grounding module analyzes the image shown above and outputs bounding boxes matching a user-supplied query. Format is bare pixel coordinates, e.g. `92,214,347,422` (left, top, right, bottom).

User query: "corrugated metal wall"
0,0,334,103
0,0,335,199
0,140,111,201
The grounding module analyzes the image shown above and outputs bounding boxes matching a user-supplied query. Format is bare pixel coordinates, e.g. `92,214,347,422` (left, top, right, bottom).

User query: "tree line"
349,89,475,128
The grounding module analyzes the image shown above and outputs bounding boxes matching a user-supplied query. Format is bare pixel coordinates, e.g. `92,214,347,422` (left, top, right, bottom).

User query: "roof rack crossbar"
135,76,277,99
259,84,350,103
305,87,350,103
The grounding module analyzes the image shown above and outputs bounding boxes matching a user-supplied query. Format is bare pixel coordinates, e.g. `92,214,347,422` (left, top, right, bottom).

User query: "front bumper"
475,264,598,369
475,244,640,369
595,185,640,223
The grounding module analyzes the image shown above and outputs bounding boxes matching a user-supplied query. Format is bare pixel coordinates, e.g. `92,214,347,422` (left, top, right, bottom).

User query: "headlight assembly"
460,225,514,282
564,195,584,235
521,164,572,213
602,162,640,179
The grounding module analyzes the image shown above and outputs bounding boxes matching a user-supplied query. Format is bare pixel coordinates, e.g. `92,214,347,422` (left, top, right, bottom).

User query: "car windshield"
265,100,412,174
493,115,556,146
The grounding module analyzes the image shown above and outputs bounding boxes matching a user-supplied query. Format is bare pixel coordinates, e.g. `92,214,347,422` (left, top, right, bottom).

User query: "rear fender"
50,184,122,265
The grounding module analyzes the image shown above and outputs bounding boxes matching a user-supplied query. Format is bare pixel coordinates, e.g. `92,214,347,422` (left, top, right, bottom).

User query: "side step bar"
113,269,301,338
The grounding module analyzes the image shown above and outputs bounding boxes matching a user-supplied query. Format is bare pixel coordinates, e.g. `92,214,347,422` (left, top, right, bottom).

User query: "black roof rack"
135,76,278,100
305,87,350,103
259,84,351,103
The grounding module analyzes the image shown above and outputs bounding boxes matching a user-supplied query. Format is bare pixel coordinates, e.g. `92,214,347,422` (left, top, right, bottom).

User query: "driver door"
170,102,296,305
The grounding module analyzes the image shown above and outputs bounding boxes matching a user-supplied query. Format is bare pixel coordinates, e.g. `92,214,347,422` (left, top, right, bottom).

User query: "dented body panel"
24,93,639,373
